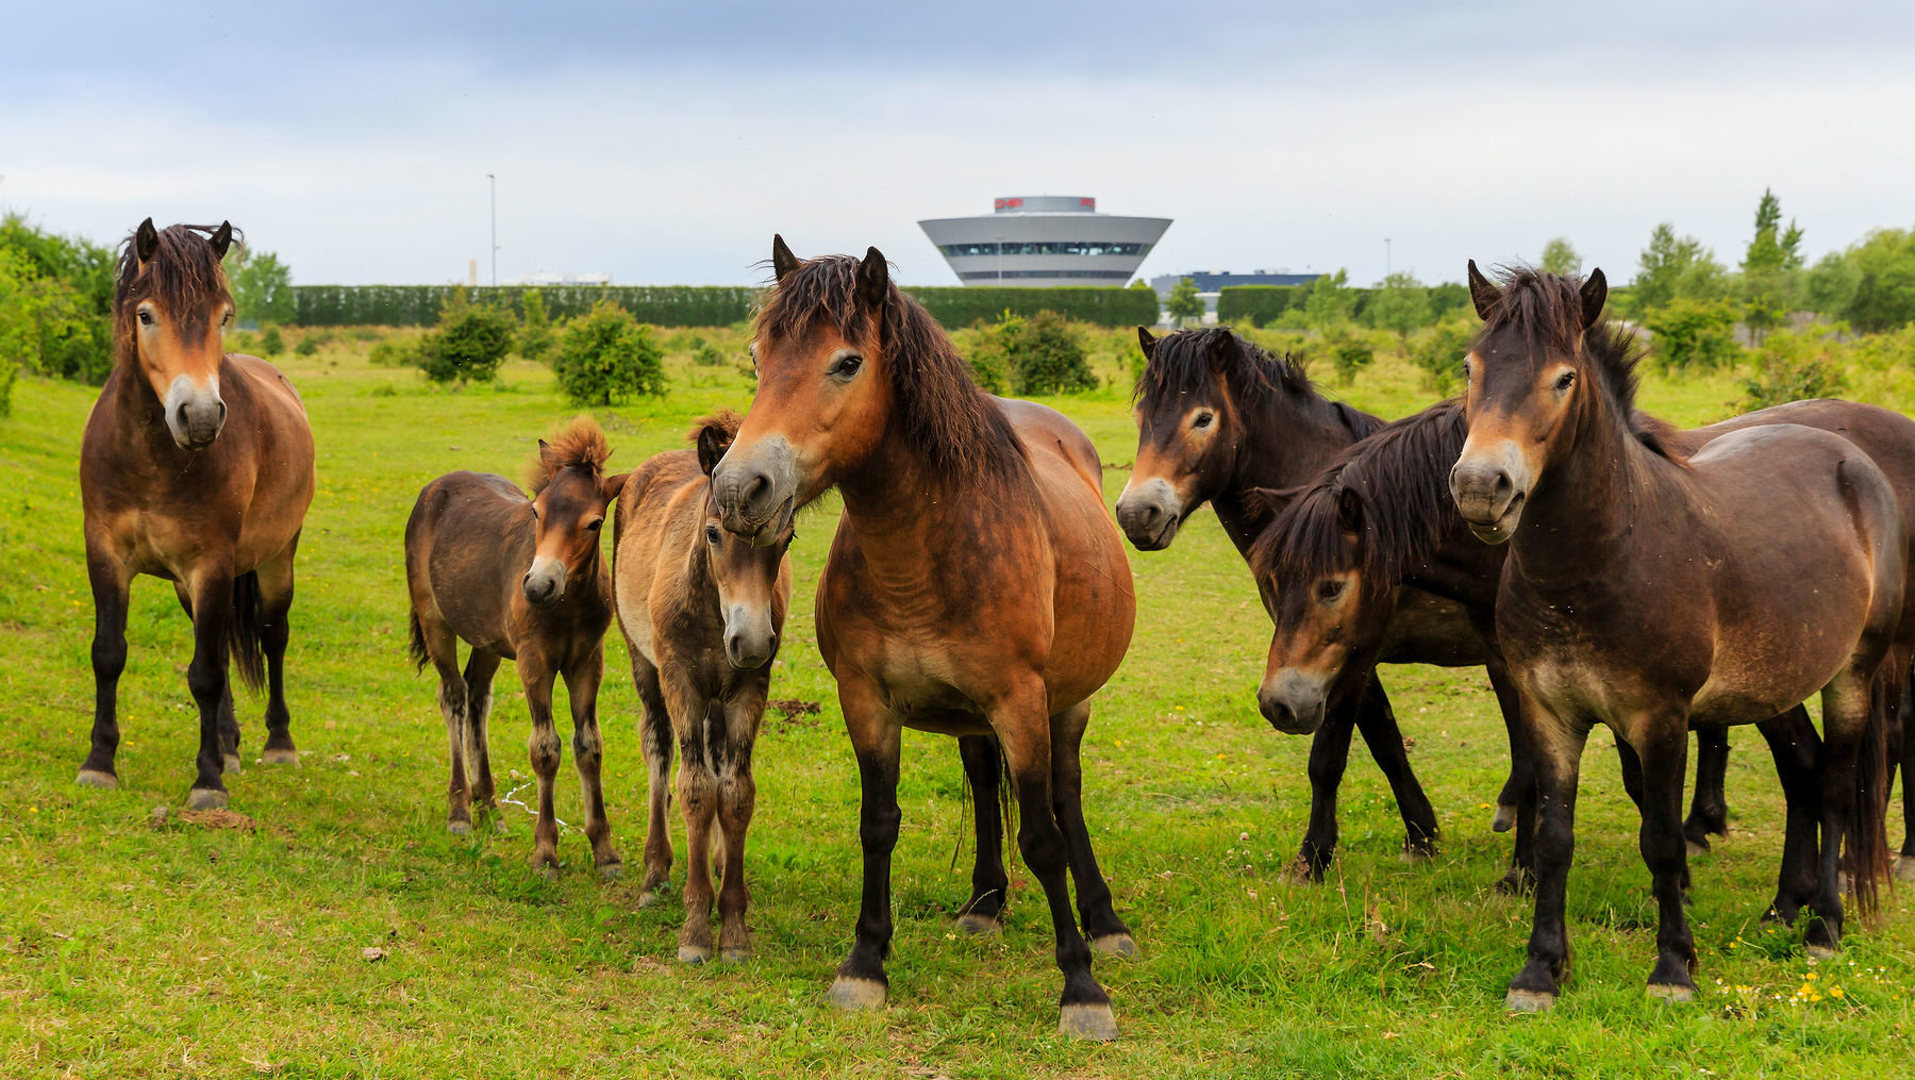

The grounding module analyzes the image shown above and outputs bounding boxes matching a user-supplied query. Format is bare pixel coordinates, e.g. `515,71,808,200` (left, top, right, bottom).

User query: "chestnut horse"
78,219,315,809
711,238,1136,1040
1450,265,1906,1009
405,420,627,875
611,411,793,963
1254,391,1915,902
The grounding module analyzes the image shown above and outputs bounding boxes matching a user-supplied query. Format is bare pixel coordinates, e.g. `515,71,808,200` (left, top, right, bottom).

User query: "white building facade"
918,196,1172,288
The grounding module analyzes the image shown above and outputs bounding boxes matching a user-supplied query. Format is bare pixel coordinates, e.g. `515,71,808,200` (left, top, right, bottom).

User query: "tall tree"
1366,271,1432,351
1743,188,1804,273
1634,223,1729,311
1539,237,1582,276
1166,276,1205,327
228,246,296,326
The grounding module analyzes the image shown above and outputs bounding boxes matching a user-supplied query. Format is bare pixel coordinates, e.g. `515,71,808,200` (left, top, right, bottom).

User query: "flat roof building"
1150,269,1325,323
919,196,1171,288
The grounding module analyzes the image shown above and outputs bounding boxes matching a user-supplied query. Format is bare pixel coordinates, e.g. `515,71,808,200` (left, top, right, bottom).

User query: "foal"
612,411,793,963
406,420,626,875
79,219,315,808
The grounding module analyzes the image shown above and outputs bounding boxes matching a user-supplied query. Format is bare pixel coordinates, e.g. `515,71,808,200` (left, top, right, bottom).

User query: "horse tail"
950,736,1017,873
1848,652,1901,915
407,609,429,673
227,571,266,695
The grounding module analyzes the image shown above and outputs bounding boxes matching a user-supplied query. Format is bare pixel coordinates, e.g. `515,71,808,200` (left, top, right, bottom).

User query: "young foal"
79,219,315,808
406,420,626,875
711,238,1136,1040
611,411,793,964
1451,265,1906,1009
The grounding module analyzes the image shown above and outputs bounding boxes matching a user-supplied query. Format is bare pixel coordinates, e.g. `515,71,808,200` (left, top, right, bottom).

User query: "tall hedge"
1217,286,1310,327
903,286,1160,328
292,285,760,328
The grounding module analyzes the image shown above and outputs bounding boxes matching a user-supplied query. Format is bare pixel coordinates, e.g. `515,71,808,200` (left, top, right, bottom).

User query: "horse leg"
1683,727,1731,852
564,649,621,879
184,567,237,810
520,653,563,874
715,692,764,963
1505,699,1589,1012
463,649,502,826
1630,718,1699,1001
174,581,242,774
827,676,902,1011
1756,706,1820,925
955,733,1010,935
1050,702,1134,957
998,682,1117,1042
256,540,299,765
1353,677,1438,862
1293,695,1358,881
631,651,675,906
1615,739,1688,897
419,609,471,834
79,546,132,789
1490,656,1530,834
1806,675,1875,957
1895,674,1915,882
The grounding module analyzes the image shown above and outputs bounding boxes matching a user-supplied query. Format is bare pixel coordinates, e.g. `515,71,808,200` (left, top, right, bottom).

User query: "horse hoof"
598,861,623,881
1090,933,1138,959
1505,988,1556,1012
954,913,1002,937
75,769,118,790
637,891,660,908
1057,1002,1120,1042
1647,982,1696,1004
223,753,244,775
534,861,560,881
185,788,229,811
720,947,751,964
1686,839,1710,857
1894,855,1915,883
827,976,887,1011
261,748,300,766
1495,870,1533,895
448,820,473,836
1400,847,1433,865
1806,943,1839,960
677,944,713,964
1491,805,1516,833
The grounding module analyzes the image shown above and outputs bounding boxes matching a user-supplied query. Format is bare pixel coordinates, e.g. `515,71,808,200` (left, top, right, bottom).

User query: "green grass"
3,336,1913,1078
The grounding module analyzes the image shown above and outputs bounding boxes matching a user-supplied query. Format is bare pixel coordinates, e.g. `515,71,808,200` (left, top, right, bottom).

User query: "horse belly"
1379,589,1487,667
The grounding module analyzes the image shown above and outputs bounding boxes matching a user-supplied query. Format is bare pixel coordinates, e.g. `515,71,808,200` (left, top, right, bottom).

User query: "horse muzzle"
162,376,227,450
1449,440,1530,545
1115,477,1184,551
711,437,799,547
723,606,778,670
522,557,567,606
1259,670,1329,736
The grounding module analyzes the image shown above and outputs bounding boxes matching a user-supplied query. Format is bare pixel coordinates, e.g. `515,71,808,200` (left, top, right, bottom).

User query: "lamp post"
1384,237,1392,278
995,234,1003,283
487,173,498,287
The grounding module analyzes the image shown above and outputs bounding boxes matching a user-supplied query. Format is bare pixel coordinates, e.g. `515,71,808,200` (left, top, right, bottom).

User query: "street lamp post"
487,173,498,287
1384,237,1392,278
995,234,1002,283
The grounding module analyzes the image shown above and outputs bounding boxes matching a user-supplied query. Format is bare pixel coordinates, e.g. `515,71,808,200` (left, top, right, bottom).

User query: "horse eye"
1192,412,1214,430
832,355,863,378
586,519,603,532
1318,580,1345,602
705,525,721,544
138,309,156,327
1555,371,1576,392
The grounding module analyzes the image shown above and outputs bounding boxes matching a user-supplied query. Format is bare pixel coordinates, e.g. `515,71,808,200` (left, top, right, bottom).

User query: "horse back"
405,471,535,657
610,449,704,666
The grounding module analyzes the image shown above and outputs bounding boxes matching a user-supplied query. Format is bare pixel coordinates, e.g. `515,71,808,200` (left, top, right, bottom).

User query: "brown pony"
611,411,793,963
1450,265,1907,1009
709,238,1136,1040
405,420,627,875
78,219,315,809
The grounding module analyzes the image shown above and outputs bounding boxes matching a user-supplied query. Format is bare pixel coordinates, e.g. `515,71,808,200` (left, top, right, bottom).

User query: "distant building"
518,271,613,286
1151,269,1324,323
919,196,1171,288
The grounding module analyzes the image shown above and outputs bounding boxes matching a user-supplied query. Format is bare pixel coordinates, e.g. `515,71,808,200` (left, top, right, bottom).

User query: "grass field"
4,332,1914,1078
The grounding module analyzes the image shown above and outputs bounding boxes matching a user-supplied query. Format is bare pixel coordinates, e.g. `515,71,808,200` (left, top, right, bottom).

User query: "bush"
955,322,1011,394
1327,330,1375,386
552,300,667,405
1218,286,1309,327
1644,298,1742,372
294,336,320,357
1739,328,1847,410
693,343,726,367
258,325,285,357
228,247,296,327
416,299,516,385
515,289,555,362
1409,318,1477,394
0,214,114,384
990,311,1097,396
369,337,419,368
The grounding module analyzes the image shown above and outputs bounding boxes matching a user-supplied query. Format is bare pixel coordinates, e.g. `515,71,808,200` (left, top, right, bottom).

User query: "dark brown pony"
710,238,1136,1040
78,219,315,808
1120,326,1496,878
1254,390,1915,898
405,420,627,875
1451,265,1907,1009
611,411,793,963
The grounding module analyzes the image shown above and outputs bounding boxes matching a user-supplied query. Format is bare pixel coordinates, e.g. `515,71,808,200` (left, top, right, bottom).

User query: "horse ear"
1207,330,1235,372
1467,259,1499,320
696,422,734,476
210,221,233,260
1245,486,1294,519
1580,268,1608,329
135,218,160,264
600,471,630,501
537,438,558,473
856,247,889,311
1137,326,1157,360
772,234,799,282
1337,487,1365,536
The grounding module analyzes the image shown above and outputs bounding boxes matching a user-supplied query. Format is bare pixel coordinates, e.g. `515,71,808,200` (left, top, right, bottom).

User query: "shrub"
1644,298,1742,372
1218,286,1308,327
416,298,516,385
258,325,285,357
693,343,726,367
228,247,296,327
992,311,1097,396
1166,277,1204,327
515,289,555,362
1739,328,1847,410
552,300,667,405
294,335,320,357
1326,330,1375,386
1409,318,1477,394
956,321,1011,394
369,337,419,368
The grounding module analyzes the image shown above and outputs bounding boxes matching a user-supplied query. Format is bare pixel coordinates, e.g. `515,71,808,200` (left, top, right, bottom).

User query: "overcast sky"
5,1,1912,288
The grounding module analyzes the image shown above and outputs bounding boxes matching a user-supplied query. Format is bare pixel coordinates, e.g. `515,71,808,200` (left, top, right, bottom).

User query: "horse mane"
1132,328,1314,412
754,253,1025,485
686,408,743,446
1251,398,1470,590
1477,266,1678,460
113,223,236,368
530,417,611,493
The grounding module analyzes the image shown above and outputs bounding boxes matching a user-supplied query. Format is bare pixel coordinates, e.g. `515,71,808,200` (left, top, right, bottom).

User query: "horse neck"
1507,394,1669,591
1214,391,1370,554
835,425,1029,588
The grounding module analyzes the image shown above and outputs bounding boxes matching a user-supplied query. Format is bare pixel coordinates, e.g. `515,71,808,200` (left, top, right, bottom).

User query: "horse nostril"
1494,472,1513,498
216,401,228,425
740,473,770,513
